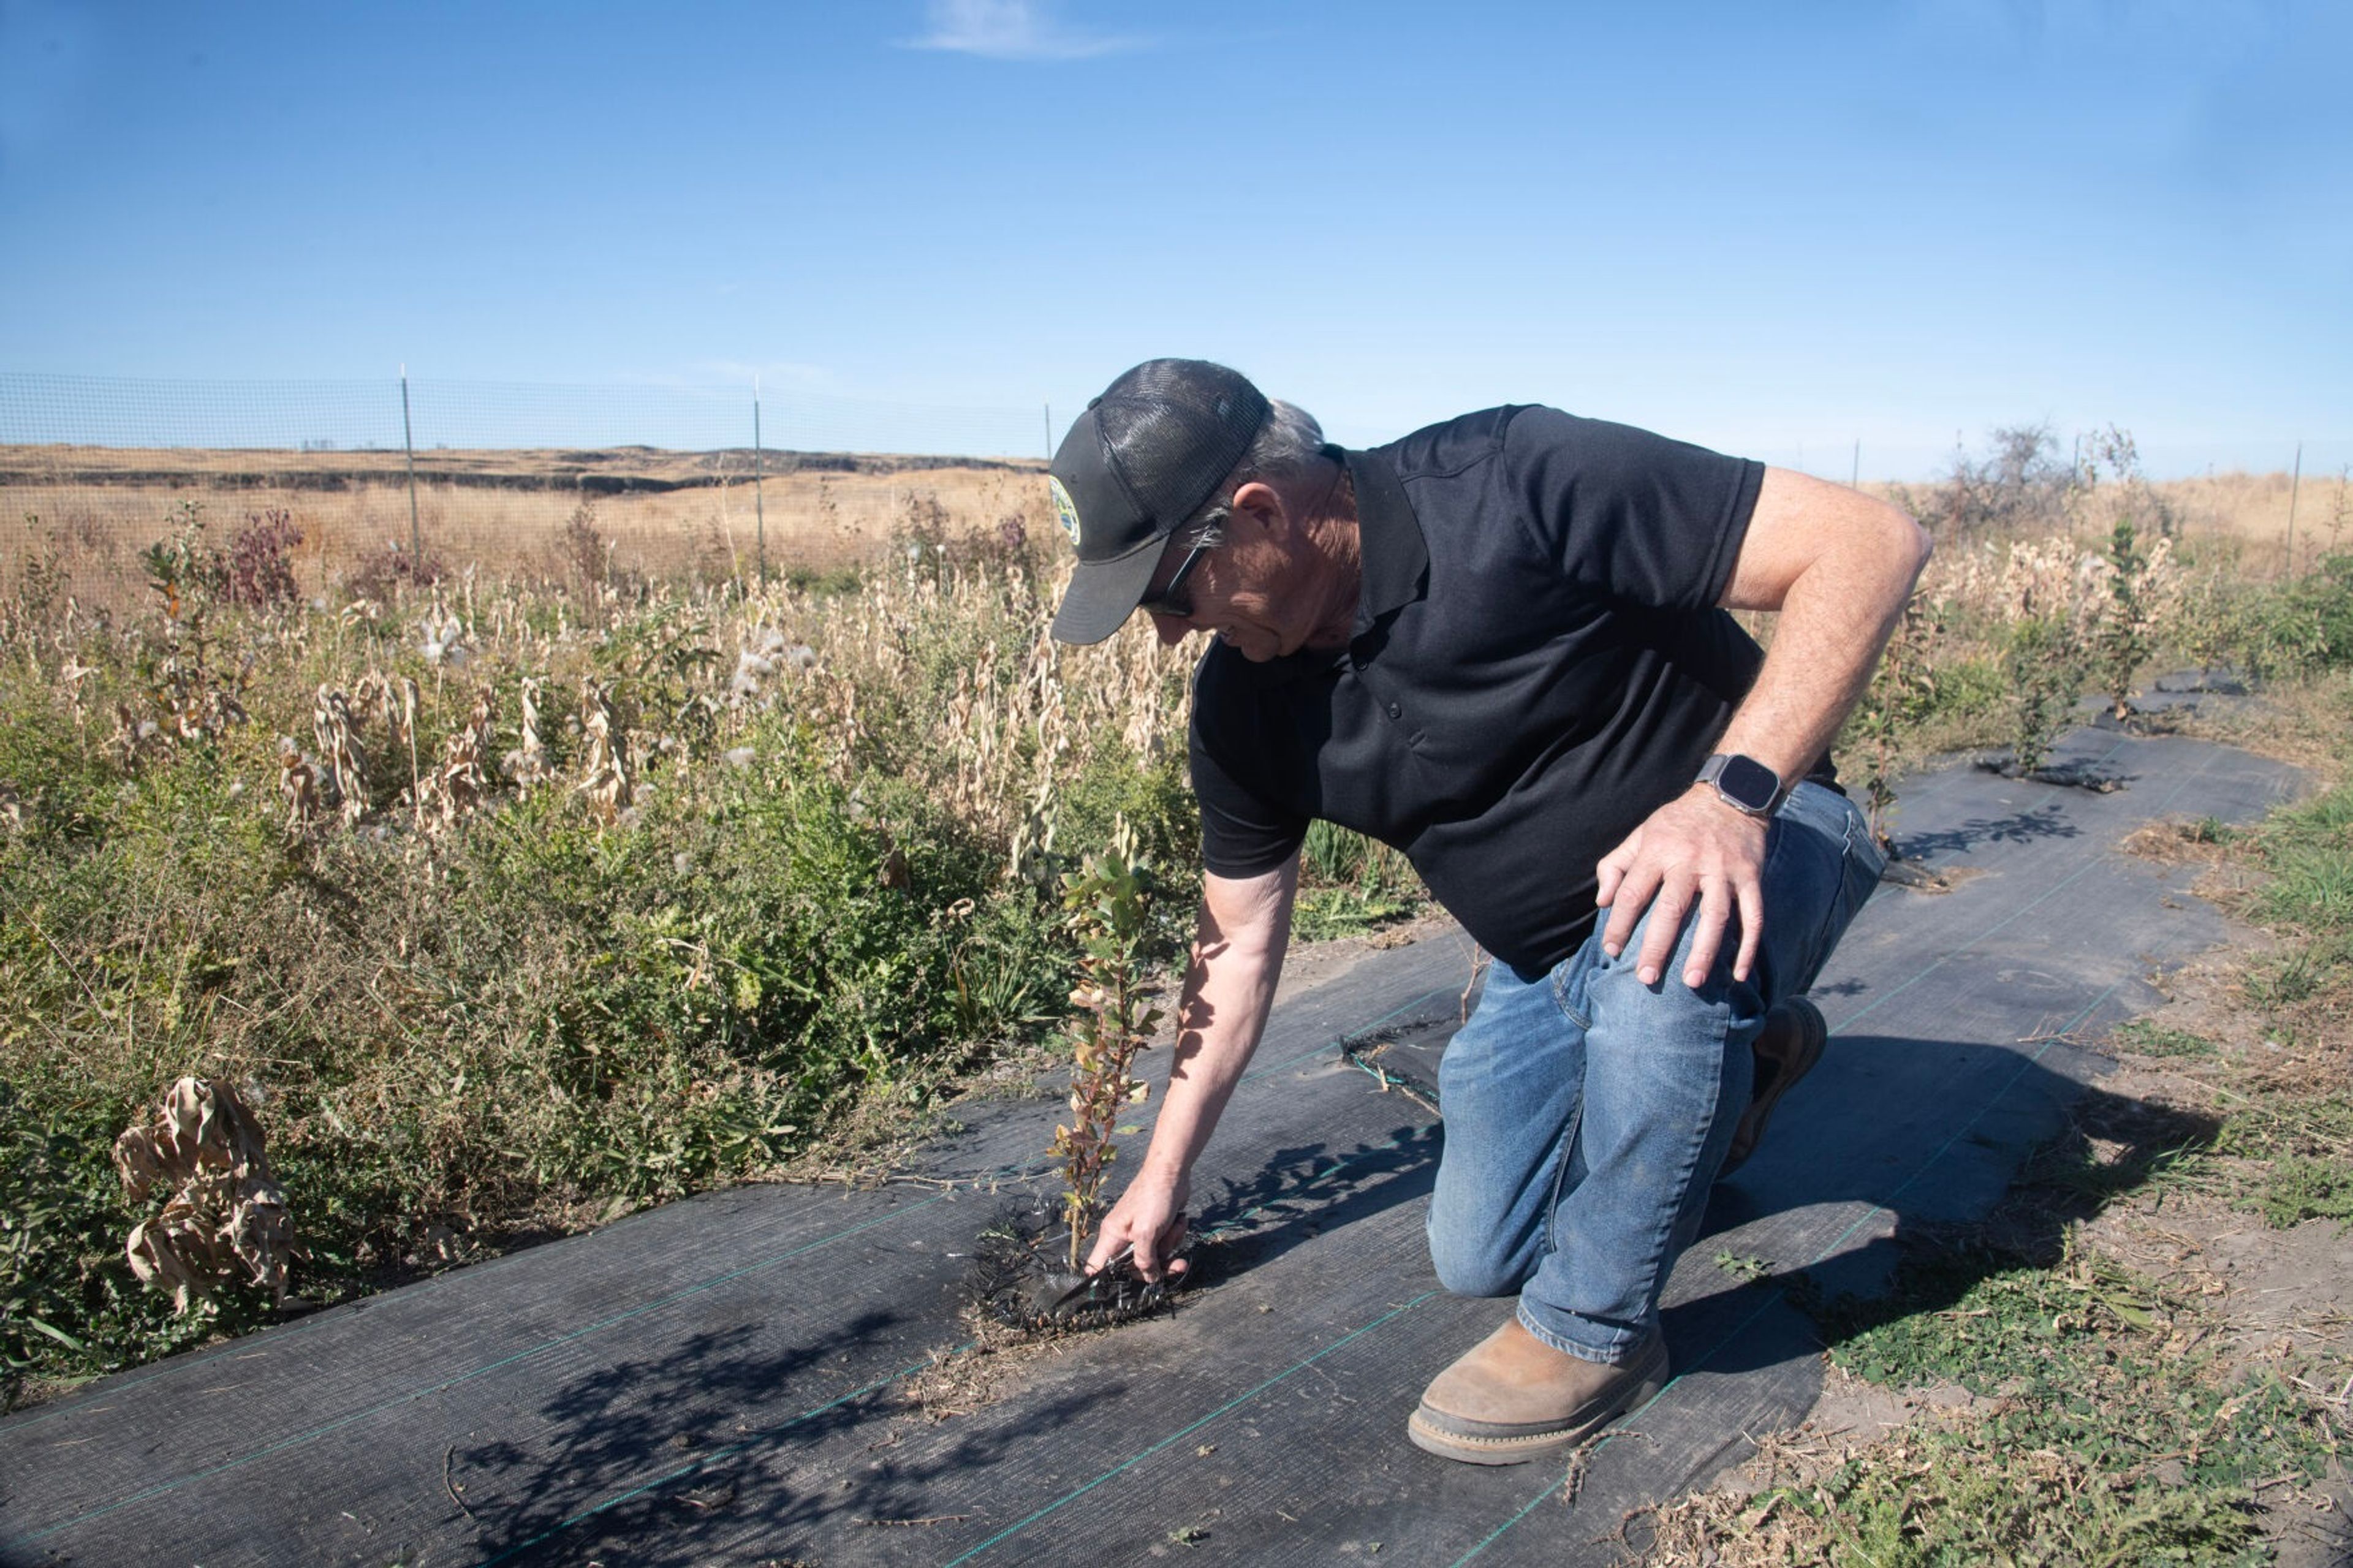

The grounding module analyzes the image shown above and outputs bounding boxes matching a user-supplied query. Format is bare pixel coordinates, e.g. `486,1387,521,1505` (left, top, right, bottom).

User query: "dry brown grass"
1865,468,2353,574
1,443,1052,616
13,447,2344,627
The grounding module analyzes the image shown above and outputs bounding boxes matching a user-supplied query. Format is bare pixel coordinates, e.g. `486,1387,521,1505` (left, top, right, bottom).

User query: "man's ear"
1228,480,1286,537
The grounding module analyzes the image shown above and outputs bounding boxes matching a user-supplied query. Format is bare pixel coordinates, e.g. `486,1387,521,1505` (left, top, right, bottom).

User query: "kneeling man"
1047,359,1927,1464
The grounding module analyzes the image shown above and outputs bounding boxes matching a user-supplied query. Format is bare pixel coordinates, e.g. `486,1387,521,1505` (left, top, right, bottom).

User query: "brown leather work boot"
1408,1315,1667,1464
1719,996,1828,1178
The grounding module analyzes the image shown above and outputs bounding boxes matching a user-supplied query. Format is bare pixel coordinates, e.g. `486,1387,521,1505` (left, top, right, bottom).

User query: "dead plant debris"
113,1077,292,1312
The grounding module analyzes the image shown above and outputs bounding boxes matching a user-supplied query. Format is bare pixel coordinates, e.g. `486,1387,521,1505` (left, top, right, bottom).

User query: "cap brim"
1050,536,1167,645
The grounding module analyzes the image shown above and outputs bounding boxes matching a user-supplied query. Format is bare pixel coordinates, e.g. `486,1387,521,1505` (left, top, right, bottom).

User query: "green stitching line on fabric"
468,1353,949,1568
938,1292,1439,1566
7,1194,948,1548
447,1132,1436,1566
12,983,1458,1540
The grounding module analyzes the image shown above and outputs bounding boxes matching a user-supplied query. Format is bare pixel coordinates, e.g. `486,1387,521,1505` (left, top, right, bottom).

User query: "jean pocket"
1838,801,1887,913
1552,944,1598,1032
1766,787,1876,994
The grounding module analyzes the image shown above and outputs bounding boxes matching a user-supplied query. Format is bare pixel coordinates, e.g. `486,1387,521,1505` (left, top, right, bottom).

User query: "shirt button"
1387,702,1402,719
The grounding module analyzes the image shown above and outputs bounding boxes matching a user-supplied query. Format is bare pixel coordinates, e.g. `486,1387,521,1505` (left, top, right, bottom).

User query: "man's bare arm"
1711,467,1934,782
1596,468,1931,988
1084,858,1298,1281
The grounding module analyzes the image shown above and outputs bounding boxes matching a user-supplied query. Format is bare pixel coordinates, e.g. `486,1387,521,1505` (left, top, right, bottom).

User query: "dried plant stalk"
419,684,496,831
504,675,548,794
311,684,369,825
577,677,631,822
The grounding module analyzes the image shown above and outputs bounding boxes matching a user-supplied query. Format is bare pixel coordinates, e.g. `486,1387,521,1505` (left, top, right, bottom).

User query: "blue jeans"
1425,782,1884,1363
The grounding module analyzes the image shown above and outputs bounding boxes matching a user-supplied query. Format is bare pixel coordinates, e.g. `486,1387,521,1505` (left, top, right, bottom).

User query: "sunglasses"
1135,537,1211,619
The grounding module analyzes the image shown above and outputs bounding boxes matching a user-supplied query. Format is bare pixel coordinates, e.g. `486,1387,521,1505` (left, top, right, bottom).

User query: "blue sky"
2,0,2345,477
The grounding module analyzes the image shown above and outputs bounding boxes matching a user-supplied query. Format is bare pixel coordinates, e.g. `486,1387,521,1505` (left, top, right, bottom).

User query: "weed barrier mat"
0,724,2303,1567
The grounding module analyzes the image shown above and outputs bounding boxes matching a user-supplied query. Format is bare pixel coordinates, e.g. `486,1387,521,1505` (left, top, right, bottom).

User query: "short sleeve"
1502,406,1764,611
1188,668,1309,879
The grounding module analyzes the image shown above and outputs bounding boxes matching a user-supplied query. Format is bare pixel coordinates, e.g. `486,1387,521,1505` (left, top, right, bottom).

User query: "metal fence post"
2285,440,2303,577
752,381,768,589
400,366,422,572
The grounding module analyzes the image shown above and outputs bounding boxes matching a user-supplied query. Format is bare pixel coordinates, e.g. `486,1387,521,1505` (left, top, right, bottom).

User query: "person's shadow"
1181,1025,2218,1386
1667,1032,2220,1374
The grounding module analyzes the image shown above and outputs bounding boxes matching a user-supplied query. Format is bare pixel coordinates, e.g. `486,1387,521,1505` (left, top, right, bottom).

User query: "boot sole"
1720,996,1827,1178
1406,1350,1667,1466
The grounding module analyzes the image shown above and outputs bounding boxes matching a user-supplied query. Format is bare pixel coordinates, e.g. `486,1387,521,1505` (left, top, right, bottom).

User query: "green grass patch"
2109,1018,2220,1059
1792,1235,2340,1565
1292,820,1425,941
2250,1156,2353,1230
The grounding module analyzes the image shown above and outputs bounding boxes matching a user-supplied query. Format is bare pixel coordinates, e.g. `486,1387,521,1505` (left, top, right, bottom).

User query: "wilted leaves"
113,1078,292,1314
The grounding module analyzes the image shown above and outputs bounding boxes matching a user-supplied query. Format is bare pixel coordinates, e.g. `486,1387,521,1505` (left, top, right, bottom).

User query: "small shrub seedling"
1048,819,1163,1274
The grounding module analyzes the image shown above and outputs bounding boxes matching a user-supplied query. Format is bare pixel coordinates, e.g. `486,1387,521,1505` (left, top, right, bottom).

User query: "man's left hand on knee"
1594,787,1768,990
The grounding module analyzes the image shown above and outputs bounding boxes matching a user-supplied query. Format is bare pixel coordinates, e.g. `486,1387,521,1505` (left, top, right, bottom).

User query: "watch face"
1718,754,1780,812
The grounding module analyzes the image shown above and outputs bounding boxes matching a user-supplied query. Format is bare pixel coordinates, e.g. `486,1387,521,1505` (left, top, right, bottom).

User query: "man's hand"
1079,866,1294,1284
1594,787,1770,988
1086,1165,1191,1282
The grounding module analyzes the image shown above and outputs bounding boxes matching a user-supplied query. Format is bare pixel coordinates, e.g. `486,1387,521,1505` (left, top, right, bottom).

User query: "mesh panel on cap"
1094,360,1270,532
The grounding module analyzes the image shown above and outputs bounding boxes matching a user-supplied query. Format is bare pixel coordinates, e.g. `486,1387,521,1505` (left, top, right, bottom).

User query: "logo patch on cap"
1049,476,1083,545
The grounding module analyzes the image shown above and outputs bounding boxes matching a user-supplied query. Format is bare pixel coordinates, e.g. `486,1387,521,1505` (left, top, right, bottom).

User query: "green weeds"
2109,1018,2219,1059
0,503,1199,1404
1787,1237,2338,1566
1760,1211,2340,1566
1293,820,1424,941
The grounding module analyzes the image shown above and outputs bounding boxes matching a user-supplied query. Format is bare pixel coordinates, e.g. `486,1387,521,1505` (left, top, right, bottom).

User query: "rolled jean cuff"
1516,1298,1643,1364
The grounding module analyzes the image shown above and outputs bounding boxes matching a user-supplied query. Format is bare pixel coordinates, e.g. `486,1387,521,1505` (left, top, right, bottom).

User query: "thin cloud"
904,0,1145,61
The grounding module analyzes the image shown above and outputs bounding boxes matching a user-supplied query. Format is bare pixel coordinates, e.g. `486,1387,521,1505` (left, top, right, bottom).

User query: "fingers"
1599,794,1772,990
1680,877,1732,988
1092,1206,1191,1283
1134,1213,1189,1282
1131,1222,1162,1281
1633,877,1694,987
1594,833,1635,911
1084,1221,1128,1277
1733,876,1765,983
1159,1214,1191,1280
1601,857,1662,960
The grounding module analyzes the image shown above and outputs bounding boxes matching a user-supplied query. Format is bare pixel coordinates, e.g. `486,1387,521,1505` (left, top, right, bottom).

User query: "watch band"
1697,752,1784,818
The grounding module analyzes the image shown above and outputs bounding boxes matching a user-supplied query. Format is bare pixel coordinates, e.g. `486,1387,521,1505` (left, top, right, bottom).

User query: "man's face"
1139,520,1325,661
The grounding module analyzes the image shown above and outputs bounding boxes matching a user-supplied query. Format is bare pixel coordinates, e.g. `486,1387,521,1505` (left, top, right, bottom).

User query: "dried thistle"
107,699,162,775
420,684,496,832
58,656,98,724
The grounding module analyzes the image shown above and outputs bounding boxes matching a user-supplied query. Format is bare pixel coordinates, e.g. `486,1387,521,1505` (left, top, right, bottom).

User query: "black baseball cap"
1047,358,1271,645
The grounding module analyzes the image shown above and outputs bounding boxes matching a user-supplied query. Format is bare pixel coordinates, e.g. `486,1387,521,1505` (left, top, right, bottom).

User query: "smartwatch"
1696,753,1784,819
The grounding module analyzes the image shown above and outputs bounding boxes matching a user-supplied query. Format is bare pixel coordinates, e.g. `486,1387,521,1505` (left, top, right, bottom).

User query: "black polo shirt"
1189,404,1821,978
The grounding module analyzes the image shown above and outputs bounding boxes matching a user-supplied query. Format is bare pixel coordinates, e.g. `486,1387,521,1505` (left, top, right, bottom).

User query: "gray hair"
1180,398,1326,548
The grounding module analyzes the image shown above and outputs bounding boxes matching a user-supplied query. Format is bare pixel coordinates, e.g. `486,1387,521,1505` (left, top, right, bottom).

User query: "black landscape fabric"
0,723,2304,1568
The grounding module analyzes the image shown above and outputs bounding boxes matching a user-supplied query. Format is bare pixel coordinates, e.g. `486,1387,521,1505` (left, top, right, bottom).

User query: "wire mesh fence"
0,372,1058,613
